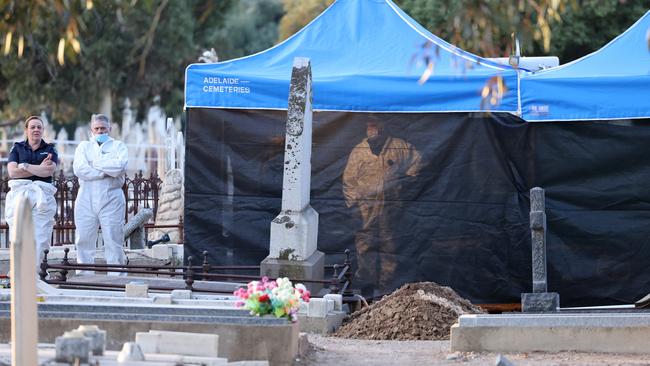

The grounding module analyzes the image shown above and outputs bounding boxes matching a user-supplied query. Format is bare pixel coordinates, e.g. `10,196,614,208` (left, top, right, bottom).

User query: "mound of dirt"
334,282,483,340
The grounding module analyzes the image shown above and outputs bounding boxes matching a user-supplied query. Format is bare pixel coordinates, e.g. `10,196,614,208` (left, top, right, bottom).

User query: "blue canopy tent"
183,0,534,304
185,0,519,113
520,10,650,122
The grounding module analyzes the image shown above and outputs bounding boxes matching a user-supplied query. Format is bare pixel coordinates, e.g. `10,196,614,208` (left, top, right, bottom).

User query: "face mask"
367,129,379,141
95,134,110,144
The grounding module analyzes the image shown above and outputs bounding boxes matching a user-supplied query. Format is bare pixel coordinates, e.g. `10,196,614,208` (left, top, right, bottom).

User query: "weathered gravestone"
148,169,184,244
521,187,560,312
260,57,324,292
124,208,153,249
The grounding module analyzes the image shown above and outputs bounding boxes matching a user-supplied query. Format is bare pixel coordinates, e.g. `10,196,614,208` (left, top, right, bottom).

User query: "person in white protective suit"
6,115,58,267
343,116,422,297
73,114,129,276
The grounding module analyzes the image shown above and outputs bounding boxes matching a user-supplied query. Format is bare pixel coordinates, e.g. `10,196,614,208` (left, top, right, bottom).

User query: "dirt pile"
335,282,483,340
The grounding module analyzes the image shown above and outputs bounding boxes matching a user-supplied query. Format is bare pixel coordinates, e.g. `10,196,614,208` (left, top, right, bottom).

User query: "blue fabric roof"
520,10,650,122
184,0,519,113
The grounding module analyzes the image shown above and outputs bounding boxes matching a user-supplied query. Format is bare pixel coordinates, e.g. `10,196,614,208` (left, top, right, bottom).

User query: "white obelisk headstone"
261,58,324,290
269,57,318,260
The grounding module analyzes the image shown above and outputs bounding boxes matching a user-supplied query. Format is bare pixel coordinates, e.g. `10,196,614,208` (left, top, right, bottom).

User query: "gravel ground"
298,334,650,366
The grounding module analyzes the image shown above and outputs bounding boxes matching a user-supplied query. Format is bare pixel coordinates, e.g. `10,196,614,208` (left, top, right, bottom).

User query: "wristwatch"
20,163,28,171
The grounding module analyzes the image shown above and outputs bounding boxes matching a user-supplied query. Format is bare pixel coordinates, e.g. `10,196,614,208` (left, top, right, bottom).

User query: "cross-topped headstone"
521,187,560,312
261,58,324,290
530,187,548,293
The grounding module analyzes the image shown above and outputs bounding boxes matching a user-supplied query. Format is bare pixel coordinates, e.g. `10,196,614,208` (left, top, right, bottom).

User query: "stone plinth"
521,292,560,313
261,250,324,294
268,206,318,261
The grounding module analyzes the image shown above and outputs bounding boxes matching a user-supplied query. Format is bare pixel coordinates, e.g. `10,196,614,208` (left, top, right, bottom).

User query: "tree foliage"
396,0,648,61
278,0,335,41
395,0,574,57
0,0,236,123
547,0,650,63
278,0,648,62
208,0,284,61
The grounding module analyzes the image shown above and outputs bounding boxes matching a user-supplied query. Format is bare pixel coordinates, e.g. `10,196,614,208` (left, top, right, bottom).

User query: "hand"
41,153,54,167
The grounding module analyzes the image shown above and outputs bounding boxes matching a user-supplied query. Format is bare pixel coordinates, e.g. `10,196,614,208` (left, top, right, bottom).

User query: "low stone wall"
0,315,298,366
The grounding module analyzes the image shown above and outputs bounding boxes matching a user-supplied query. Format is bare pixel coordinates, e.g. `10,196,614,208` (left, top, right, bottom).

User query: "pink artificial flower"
297,288,311,302
234,288,249,299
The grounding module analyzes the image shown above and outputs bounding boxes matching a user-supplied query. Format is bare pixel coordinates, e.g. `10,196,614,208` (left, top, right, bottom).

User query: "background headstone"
522,187,560,312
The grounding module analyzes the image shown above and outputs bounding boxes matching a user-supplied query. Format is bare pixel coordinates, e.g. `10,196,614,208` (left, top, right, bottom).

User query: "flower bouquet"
233,276,310,321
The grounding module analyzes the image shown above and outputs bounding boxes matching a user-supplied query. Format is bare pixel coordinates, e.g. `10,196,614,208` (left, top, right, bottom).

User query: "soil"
334,282,484,340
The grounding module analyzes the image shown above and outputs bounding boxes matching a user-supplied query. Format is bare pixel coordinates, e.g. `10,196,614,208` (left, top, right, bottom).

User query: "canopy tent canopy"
184,0,519,114
520,10,650,122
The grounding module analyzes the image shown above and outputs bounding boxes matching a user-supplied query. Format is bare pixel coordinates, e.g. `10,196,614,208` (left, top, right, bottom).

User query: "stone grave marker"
261,57,324,291
521,187,560,312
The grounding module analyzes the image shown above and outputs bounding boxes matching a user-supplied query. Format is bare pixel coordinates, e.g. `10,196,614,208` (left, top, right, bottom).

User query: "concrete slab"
126,282,149,298
297,311,346,334
451,312,650,354
0,343,230,365
136,330,219,357
143,353,228,365
150,244,172,260
171,289,191,300
323,294,342,311
307,298,327,317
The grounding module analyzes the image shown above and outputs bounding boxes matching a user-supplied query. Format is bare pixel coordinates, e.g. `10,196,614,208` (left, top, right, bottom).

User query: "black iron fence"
0,168,183,248
39,248,356,300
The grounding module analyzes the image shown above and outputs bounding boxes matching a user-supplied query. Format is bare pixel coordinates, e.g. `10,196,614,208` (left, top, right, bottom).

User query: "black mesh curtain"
185,109,650,306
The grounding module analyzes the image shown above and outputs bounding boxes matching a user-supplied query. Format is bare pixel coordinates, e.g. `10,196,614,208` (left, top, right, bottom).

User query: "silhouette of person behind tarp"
342,115,422,297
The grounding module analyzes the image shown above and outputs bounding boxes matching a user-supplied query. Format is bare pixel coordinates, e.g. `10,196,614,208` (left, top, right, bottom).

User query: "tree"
395,0,575,57
206,0,284,61
278,0,334,41
396,0,649,61
277,0,648,62
547,0,649,63
0,0,90,65
0,0,236,123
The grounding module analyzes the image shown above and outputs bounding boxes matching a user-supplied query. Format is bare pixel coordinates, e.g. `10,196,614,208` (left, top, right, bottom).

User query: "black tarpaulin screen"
185,108,650,306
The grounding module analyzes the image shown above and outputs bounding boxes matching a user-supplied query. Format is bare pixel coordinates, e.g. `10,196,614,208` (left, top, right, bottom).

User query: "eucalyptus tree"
0,0,235,124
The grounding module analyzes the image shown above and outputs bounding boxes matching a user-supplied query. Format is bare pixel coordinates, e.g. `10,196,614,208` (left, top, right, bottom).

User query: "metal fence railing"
0,166,182,248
